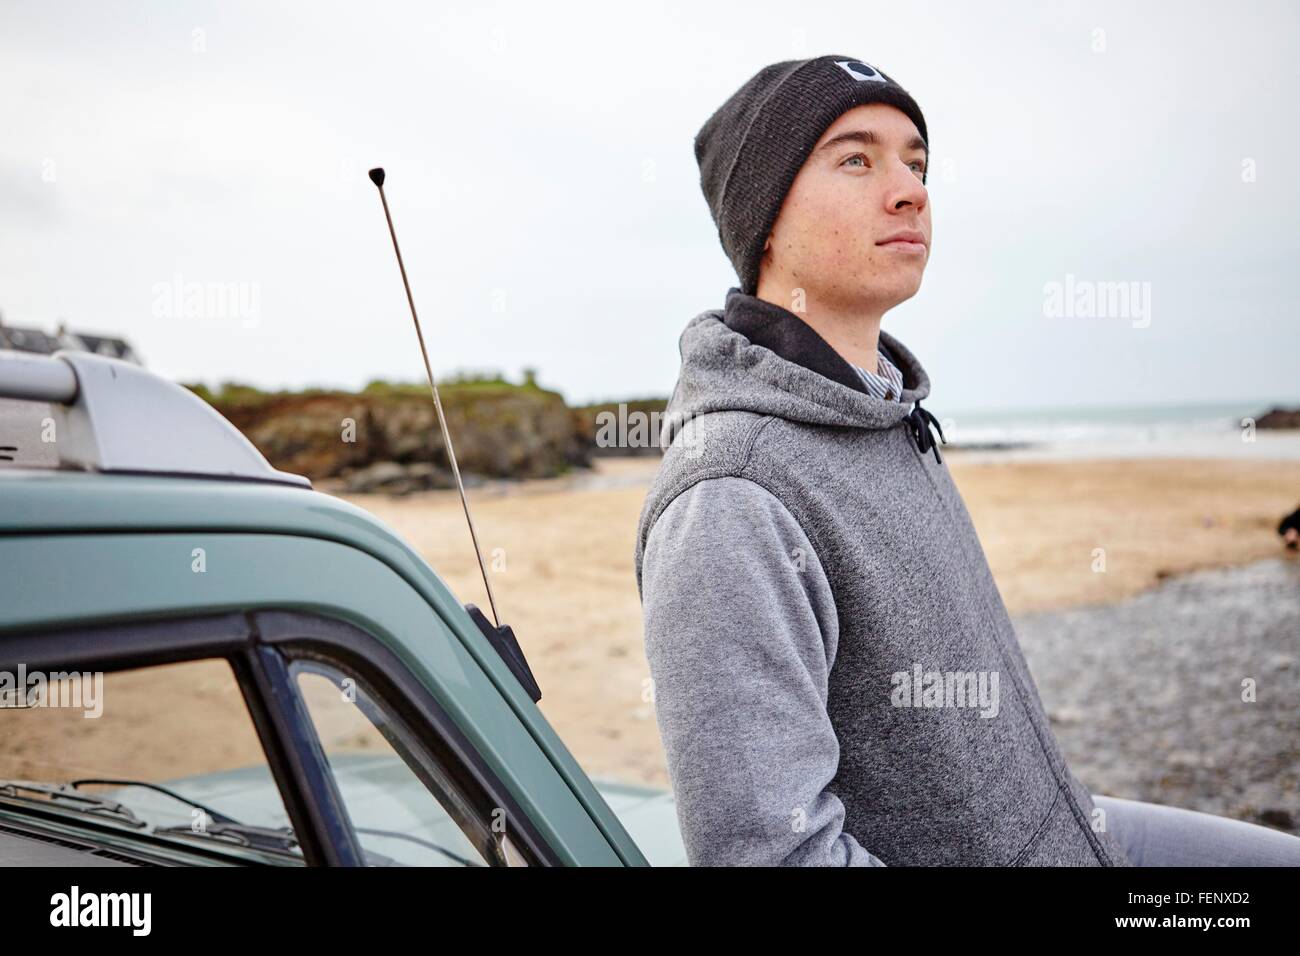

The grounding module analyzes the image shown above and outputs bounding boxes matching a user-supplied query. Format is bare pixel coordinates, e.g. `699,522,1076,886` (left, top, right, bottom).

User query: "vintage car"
0,349,687,867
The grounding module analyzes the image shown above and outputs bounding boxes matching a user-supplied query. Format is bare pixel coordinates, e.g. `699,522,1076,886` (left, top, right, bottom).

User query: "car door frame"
0,610,559,866
252,608,560,866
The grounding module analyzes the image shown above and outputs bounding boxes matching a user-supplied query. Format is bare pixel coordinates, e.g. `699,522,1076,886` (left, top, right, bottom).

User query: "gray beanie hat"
694,55,929,295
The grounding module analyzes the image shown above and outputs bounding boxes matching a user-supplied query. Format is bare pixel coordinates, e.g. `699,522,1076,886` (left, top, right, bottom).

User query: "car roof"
0,469,451,604
0,349,307,486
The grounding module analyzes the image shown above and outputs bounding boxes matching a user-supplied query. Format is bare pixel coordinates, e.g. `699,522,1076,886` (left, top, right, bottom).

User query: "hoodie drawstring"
907,399,947,464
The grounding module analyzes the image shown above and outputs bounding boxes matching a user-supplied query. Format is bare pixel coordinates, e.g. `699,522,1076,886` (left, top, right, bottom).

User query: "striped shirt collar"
854,347,906,402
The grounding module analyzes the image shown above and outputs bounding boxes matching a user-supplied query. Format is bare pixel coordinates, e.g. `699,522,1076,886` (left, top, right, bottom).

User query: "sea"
937,399,1300,462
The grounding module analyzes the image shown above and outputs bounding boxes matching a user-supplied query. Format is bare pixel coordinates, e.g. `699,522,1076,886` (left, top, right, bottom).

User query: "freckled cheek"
831,228,883,271
779,193,887,272
803,202,870,255
818,230,881,274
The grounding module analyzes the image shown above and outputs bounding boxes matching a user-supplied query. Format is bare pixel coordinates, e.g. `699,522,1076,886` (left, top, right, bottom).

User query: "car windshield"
0,654,508,866
0,658,305,864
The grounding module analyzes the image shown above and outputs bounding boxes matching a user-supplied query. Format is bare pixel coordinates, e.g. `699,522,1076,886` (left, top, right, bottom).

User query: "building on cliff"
0,315,141,365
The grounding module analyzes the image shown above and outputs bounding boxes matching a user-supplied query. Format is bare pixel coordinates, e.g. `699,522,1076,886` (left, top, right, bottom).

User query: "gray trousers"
1093,795,1300,866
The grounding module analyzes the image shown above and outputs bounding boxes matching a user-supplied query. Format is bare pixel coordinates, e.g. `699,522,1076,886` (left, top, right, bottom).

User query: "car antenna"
368,168,542,703
367,166,501,628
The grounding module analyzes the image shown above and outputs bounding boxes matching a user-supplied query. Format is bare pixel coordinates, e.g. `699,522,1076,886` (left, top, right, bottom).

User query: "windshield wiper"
3,778,475,865
1,777,299,859
152,821,300,855
0,779,146,829
70,778,240,825
70,778,301,857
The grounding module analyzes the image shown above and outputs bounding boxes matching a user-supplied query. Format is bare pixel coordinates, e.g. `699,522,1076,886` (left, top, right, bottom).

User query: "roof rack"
0,349,310,488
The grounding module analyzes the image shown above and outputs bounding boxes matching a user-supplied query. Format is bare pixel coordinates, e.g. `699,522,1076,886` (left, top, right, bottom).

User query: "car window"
0,658,303,863
291,659,521,867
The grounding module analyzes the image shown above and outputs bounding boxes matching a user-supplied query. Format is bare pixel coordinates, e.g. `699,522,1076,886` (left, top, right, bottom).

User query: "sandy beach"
333,453,1300,814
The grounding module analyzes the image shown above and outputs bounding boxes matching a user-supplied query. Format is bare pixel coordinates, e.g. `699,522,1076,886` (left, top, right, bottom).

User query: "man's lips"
877,230,928,254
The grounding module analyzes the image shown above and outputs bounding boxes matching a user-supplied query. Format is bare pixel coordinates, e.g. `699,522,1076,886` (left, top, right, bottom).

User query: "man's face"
759,102,931,313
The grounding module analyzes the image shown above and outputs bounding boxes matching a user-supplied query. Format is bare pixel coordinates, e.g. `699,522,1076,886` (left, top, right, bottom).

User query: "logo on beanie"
834,60,888,83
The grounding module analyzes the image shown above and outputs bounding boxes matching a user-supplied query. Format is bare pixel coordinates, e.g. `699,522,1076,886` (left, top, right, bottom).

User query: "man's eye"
841,154,868,168
909,160,926,174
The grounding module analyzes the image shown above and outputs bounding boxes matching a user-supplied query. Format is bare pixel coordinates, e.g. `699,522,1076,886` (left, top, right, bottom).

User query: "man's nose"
888,161,929,212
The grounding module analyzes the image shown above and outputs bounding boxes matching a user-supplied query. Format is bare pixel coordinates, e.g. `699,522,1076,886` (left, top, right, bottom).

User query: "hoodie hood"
662,288,946,460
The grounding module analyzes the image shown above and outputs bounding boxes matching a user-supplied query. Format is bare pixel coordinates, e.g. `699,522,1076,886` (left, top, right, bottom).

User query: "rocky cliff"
189,377,638,493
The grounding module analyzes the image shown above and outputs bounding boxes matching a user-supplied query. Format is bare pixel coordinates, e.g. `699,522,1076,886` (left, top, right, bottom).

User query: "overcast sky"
2,0,1297,411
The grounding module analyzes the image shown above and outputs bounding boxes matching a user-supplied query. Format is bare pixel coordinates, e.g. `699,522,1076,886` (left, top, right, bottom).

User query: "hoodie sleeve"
640,475,886,867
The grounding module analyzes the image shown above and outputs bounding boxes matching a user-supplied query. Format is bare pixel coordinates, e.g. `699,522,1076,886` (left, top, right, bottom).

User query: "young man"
634,54,1300,866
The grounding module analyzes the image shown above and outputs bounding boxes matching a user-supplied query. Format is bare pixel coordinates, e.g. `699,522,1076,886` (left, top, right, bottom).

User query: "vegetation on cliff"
186,371,668,490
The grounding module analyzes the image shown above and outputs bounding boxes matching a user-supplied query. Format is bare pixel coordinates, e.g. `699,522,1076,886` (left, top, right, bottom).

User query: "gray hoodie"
633,288,1131,867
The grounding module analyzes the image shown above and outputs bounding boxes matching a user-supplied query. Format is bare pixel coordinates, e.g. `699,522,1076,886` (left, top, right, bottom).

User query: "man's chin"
855,274,924,313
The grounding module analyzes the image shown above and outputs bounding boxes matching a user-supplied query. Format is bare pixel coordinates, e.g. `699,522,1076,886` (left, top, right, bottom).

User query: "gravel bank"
1015,557,1300,835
